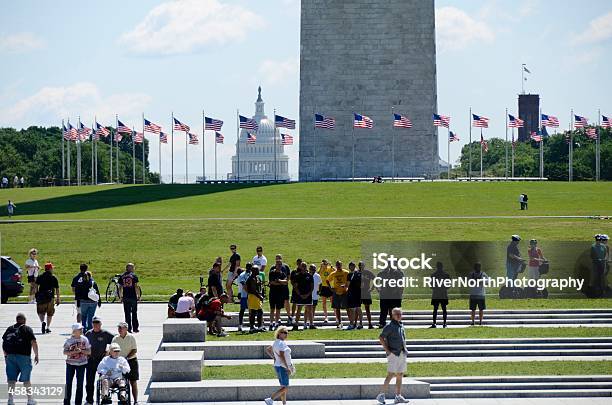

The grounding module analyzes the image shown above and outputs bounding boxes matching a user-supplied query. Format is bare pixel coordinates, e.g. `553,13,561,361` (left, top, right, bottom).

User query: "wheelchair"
96,374,131,404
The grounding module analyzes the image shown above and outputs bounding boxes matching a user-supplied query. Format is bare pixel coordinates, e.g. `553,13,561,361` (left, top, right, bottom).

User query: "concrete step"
430,389,612,398
321,337,612,346
419,376,612,383
324,343,612,352
324,349,612,358
431,382,612,391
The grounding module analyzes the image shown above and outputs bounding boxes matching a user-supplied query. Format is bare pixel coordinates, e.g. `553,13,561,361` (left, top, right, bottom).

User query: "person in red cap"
34,262,60,334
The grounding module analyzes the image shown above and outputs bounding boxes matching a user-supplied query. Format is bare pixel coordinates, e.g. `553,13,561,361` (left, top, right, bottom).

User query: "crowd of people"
1,175,25,189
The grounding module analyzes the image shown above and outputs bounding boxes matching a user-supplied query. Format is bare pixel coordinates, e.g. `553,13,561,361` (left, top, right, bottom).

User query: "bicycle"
105,274,142,303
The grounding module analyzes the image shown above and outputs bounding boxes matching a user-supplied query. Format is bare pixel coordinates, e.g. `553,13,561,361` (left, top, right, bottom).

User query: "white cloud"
258,58,299,86
0,32,45,53
436,6,495,52
572,11,612,45
0,82,151,129
119,0,265,56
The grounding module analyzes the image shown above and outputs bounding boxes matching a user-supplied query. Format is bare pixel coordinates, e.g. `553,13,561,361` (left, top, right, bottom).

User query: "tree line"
0,126,158,187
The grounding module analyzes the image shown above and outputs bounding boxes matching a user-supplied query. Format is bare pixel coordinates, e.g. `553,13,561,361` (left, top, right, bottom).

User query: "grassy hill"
0,182,610,299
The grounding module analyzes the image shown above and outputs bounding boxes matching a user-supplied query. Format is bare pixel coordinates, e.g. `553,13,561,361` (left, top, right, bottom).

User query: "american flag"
62,124,70,140
239,115,258,131
601,115,610,128
117,120,132,134
114,132,123,143
95,122,110,137
174,117,190,132
574,115,588,128
508,114,524,128
188,133,199,145
78,123,90,141
480,134,489,152
205,117,223,131
281,134,294,145
586,127,597,139
354,113,373,128
449,131,459,142
393,113,412,128
530,131,543,142
433,113,450,128
144,118,161,134
134,132,144,144
68,123,78,141
159,132,168,144
472,114,489,128
215,132,224,144
275,114,296,129
541,114,559,128
247,133,257,144
315,113,335,129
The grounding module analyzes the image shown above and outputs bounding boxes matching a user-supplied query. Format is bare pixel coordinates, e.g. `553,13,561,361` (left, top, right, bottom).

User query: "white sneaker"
264,397,274,405
394,394,409,403
376,393,386,404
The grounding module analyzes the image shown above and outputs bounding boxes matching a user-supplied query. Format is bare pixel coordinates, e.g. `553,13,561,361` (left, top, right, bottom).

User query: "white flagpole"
215,134,218,180
236,110,240,181
171,112,174,184
597,109,601,181
569,109,573,182
274,109,277,181
505,108,508,179
61,119,65,185
185,127,188,184
480,128,483,178
511,128,515,178
202,111,206,182
132,127,136,184
67,119,71,186
142,113,146,184
468,108,472,180
447,127,450,180
116,120,120,183
539,108,543,180
352,113,355,181
91,120,94,184
391,107,396,181
159,130,162,184
313,108,317,182
77,116,81,186
112,116,116,183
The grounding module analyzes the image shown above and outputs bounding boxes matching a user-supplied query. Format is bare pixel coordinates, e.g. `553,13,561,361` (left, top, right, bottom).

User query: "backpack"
2,325,24,354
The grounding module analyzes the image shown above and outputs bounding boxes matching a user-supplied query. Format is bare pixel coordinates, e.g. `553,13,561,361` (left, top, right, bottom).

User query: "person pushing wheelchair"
96,343,130,404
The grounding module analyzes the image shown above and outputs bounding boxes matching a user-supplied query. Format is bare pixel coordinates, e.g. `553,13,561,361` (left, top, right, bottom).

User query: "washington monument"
299,0,438,181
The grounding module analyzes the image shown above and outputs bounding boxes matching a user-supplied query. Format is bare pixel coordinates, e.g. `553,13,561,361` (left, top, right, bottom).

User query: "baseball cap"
511,235,521,241
109,343,121,352
71,323,83,331
117,321,128,328
92,316,102,323
601,234,610,241
44,262,54,270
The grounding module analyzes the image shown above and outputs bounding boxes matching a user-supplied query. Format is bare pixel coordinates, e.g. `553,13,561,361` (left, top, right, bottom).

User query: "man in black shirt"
207,262,224,297
2,313,38,405
71,263,88,324
168,288,184,318
225,244,241,302
84,317,114,405
268,255,291,330
35,262,60,334
293,262,314,331
346,262,363,330
118,263,141,333
289,258,302,324
377,266,404,327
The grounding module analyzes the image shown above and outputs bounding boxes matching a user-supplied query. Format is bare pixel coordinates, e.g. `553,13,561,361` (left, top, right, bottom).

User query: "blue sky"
1,0,611,181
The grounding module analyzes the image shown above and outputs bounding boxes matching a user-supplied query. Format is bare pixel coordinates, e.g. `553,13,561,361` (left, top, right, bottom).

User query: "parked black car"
1,256,24,303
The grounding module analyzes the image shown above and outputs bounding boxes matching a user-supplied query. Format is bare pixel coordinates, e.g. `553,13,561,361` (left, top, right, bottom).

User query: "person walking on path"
35,262,60,334
469,262,489,326
63,323,91,405
7,200,16,218
376,308,409,404
72,266,102,331
118,263,141,333
84,317,114,405
265,326,295,405
3,313,38,405
430,261,451,328
112,322,139,405
25,248,40,304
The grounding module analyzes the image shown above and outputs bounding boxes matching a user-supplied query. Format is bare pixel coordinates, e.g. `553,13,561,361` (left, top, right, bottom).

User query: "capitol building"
228,87,289,181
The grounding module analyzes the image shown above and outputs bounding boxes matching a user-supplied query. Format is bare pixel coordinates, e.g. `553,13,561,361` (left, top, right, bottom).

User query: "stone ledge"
148,378,429,402
151,351,204,382
201,340,325,360
162,318,206,343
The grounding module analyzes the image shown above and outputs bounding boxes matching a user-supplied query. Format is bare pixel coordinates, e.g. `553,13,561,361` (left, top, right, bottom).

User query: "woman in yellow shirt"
317,259,334,324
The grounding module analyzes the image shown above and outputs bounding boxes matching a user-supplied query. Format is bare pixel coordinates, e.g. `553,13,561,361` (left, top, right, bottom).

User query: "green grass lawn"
1,182,610,300
202,361,612,380
205,326,612,341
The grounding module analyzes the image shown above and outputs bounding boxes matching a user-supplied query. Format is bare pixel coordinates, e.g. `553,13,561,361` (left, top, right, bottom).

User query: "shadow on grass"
8,183,269,216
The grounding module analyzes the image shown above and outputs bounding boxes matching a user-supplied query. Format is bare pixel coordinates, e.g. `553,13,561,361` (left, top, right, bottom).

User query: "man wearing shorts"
292,262,314,331
225,244,241,302
376,308,409,404
346,262,363,330
236,264,251,332
2,313,38,405
308,264,322,329
317,259,334,324
35,262,60,334
268,256,291,330
430,261,451,328
112,322,139,404
326,261,349,329
469,262,489,326
25,248,39,304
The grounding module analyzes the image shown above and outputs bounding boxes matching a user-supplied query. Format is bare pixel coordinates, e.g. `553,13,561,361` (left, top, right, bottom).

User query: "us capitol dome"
229,87,289,181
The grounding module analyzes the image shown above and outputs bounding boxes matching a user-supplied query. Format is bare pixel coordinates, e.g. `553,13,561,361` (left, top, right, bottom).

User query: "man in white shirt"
308,264,321,329
25,249,40,304
97,343,130,403
252,246,268,294
175,292,195,318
